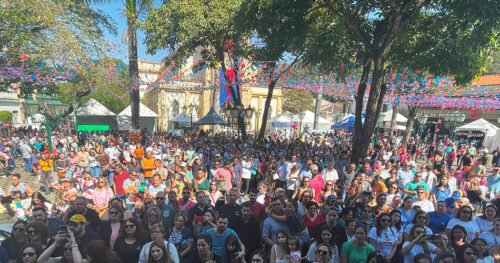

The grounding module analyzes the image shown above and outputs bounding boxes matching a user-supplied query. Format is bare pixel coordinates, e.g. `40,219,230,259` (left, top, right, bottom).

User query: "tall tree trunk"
351,56,388,162
402,106,417,144
389,104,398,136
212,88,220,134
257,65,277,141
313,92,321,130
127,0,139,130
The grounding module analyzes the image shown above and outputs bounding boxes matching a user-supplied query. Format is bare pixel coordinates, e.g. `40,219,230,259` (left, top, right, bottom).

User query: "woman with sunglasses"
17,244,42,263
306,226,338,263
98,205,124,249
341,225,375,263
403,210,433,234
25,221,48,250
144,206,163,236
101,197,132,221
368,213,400,260
91,176,114,216
401,224,442,263
320,180,335,204
113,218,147,263
37,229,84,263
2,220,28,260
446,206,479,241
292,177,315,202
207,181,222,207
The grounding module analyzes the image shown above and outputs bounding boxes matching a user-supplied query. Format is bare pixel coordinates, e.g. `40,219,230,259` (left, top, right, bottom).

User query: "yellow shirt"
39,159,53,171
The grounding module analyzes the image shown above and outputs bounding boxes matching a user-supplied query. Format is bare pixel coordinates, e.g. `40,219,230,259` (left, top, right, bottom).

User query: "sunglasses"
23,252,36,257
13,227,25,232
326,184,333,186
317,250,329,256
465,252,478,256
381,219,390,222
124,224,136,229
27,229,38,235
110,211,119,215
156,197,165,200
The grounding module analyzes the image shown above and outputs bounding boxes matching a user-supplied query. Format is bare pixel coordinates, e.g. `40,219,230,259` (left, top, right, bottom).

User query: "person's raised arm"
37,232,66,263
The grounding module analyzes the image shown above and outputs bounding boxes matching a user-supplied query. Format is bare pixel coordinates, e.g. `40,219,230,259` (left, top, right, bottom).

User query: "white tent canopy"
455,118,500,151
271,113,292,128
75,98,115,116
301,110,333,130
382,109,407,123
118,103,158,117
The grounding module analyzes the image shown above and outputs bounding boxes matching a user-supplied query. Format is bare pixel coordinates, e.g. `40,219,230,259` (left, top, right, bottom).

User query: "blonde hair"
97,176,110,189
469,179,480,190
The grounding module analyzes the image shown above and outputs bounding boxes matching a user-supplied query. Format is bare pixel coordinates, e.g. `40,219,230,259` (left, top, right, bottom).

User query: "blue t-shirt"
262,217,290,243
207,228,241,263
488,175,500,197
432,187,451,202
428,211,452,234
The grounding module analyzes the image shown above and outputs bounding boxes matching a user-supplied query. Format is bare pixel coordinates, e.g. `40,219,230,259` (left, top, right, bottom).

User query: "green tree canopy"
57,57,130,114
0,112,13,125
282,89,314,114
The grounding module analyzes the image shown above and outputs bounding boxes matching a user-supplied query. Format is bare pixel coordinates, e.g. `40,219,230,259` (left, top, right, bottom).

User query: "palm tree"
88,0,152,130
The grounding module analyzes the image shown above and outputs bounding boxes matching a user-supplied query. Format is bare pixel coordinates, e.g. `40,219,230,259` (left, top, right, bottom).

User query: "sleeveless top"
9,183,27,194
273,245,289,263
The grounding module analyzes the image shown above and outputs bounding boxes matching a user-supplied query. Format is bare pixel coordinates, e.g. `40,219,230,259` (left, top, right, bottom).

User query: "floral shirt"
167,227,194,257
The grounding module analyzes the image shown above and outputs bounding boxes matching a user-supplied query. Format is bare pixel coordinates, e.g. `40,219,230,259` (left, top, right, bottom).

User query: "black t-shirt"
467,190,483,206
219,204,241,229
113,237,148,263
233,217,261,255
1,237,24,260
185,252,222,263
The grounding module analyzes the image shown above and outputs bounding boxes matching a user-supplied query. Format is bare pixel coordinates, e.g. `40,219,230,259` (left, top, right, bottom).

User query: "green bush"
0,111,13,124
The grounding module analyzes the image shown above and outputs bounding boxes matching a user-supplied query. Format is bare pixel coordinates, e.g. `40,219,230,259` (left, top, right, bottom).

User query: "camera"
423,234,439,241
0,196,12,204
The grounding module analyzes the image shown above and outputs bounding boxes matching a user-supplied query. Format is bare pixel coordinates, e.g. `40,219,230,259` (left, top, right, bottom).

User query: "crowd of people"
0,128,498,263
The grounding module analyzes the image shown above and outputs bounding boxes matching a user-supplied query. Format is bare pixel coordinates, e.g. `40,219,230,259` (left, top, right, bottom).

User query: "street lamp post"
224,104,254,139
298,111,306,137
416,113,429,158
255,111,261,132
186,104,200,129
22,94,69,155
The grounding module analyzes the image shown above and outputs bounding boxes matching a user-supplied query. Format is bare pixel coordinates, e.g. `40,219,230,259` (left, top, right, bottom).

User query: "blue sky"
93,2,168,63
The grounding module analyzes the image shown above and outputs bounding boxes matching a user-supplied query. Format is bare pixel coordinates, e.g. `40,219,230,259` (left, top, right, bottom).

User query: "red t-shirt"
113,171,129,195
251,202,267,222
303,214,325,235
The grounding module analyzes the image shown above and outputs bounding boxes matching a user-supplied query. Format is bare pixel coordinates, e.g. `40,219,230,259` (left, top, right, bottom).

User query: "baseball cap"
327,195,337,202
180,162,187,167
409,161,417,167
68,214,86,223
451,190,463,200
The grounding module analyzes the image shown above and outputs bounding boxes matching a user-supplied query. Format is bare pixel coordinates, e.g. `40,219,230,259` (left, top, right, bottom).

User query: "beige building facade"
139,59,283,132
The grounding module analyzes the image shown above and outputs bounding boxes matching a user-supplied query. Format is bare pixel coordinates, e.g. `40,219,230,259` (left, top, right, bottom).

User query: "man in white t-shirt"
321,161,338,184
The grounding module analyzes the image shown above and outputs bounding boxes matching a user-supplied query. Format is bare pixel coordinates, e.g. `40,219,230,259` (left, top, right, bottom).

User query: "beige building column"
277,97,282,114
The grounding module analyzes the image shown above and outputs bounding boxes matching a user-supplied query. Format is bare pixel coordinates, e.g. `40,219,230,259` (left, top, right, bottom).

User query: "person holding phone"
37,229,84,263
401,224,442,263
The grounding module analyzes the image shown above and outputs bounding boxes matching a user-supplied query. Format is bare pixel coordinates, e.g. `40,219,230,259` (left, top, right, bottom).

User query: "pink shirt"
92,188,114,208
309,175,325,202
215,168,233,191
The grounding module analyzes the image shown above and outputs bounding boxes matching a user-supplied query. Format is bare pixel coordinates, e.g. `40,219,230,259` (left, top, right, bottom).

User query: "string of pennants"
1,53,499,110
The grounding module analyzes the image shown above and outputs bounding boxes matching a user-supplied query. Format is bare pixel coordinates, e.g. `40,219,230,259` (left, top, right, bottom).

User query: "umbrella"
194,106,228,126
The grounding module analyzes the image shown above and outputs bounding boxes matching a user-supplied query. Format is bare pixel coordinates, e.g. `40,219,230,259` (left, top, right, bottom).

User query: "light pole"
23,94,69,155
224,105,254,139
185,104,200,129
416,113,429,158
255,111,261,132
298,111,306,136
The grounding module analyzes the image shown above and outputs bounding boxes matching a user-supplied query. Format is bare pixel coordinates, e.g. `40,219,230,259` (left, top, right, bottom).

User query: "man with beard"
233,202,261,257
31,207,64,237
248,188,267,223
66,196,100,232
207,214,245,263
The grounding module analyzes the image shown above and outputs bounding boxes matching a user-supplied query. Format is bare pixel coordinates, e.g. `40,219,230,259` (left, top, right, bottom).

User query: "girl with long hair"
341,225,375,263
167,214,194,260
98,205,124,249
185,235,222,263
431,175,451,204
195,210,216,236
403,210,432,234
270,230,289,263
226,235,244,263
86,240,122,263
17,244,43,263
91,176,114,216
401,224,441,263
367,213,399,259
446,205,479,241
459,243,479,263
113,218,147,263
148,241,170,263
399,197,415,229
3,220,28,260
450,225,467,254
25,221,48,249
